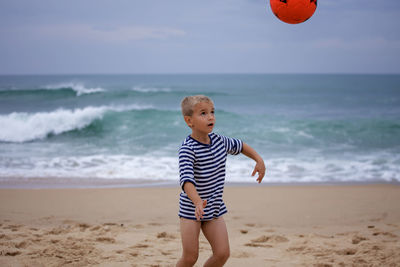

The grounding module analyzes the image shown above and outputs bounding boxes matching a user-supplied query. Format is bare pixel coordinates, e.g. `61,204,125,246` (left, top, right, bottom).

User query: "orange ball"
270,0,317,24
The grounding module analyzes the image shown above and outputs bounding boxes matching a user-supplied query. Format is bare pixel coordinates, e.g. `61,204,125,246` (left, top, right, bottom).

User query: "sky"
0,0,399,74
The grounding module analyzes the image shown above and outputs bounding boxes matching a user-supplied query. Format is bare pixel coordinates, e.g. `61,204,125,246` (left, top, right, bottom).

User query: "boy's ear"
184,116,193,128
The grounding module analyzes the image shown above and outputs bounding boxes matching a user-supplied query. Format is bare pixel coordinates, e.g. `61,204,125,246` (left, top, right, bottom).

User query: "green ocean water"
0,74,399,184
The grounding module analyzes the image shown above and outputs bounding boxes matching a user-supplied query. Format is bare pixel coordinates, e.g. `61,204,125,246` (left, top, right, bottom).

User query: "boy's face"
185,101,215,135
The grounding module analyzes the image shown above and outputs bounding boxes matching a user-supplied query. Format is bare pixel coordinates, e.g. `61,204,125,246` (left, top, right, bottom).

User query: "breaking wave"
45,83,106,96
0,104,151,143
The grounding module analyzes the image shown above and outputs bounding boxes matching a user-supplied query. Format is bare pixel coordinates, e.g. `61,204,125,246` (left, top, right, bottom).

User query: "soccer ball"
270,0,317,24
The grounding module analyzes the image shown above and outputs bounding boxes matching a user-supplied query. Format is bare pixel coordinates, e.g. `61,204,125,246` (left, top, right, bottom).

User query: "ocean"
0,74,399,187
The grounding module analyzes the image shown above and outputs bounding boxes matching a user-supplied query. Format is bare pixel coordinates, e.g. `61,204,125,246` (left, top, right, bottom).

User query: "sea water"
0,74,399,185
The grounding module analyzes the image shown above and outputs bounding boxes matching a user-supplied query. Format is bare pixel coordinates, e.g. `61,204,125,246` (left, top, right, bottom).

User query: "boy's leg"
201,217,230,267
177,218,201,267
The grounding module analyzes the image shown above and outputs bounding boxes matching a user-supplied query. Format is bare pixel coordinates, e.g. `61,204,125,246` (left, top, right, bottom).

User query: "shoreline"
1,184,399,266
0,177,399,189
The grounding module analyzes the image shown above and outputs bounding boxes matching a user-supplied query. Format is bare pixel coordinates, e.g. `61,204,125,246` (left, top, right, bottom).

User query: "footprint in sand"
240,229,248,234
352,235,368,244
90,225,101,231
46,227,69,235
252,235,289,243
103,226,112,232
287,246,306,252
335,248,357,256
131,243,150,248
103,222,118,226
314,262,333,267
77,223,91,231
0,234,10,240
3,250,21,256
29,237,43,244
14,241,28,249
101,255,117,260
352,258,368,266
231,251,254,258
95,237,116,243
103,222,124,228
245,242,273,248
373,231,398,237
161,250,173,256
156,232,176,239
129,251,139,257
3,224,23,232
245,235,288,248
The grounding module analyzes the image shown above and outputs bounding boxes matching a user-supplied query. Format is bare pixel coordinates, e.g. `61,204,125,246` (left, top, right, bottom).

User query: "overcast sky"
0,0,399,74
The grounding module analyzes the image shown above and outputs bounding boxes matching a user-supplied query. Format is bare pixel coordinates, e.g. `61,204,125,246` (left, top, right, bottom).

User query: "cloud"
3,24,186,43
311,37,400,50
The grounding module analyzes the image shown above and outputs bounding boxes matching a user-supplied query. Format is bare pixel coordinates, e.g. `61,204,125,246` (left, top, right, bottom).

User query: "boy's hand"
252,160,266,183
194,199,207,221
241,142,266,184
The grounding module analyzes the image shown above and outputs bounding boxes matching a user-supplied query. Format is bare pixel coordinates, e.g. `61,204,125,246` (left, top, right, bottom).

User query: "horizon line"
1,72,399,76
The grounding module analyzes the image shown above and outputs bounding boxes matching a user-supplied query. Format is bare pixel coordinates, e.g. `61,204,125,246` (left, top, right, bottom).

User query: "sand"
0,184,400,266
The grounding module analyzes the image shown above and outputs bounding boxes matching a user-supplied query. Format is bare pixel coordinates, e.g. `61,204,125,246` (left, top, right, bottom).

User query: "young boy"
177,95,266,267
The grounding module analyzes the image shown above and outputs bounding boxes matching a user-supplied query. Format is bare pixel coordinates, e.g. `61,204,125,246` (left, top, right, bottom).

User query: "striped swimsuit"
178,133,243,221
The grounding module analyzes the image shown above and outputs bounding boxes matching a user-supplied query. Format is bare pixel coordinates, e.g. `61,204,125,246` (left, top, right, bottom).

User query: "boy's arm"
183,182,207,221
241,142,266,183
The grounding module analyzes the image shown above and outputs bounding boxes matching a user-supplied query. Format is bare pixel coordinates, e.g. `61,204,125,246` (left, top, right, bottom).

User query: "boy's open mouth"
208,123,214,127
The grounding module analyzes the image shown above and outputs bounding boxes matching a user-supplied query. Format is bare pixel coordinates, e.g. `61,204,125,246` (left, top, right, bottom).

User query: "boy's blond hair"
181,95,214,116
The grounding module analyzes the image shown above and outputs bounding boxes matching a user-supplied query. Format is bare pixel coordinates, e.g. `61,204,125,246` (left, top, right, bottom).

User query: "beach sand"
1,184,400,266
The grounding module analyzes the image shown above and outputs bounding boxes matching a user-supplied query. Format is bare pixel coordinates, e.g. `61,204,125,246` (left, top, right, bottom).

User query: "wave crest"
131,86,171,93
45,83,105,96
0,104,151,143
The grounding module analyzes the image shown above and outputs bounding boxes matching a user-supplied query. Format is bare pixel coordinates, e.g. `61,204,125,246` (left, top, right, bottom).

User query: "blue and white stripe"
178,133,243,221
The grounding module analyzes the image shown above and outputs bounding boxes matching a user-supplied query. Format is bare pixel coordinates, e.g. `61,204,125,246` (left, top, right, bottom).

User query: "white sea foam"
0,155,179,181
0,104,151,143
131,86,171,93
0,153,398,184
45,82,106,96
226,154,400,183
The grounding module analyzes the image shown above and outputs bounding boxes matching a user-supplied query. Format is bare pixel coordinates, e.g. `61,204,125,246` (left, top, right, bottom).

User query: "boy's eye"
201,112,206,115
